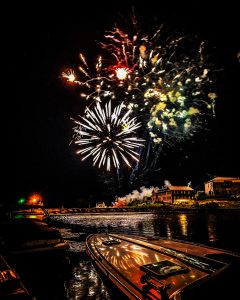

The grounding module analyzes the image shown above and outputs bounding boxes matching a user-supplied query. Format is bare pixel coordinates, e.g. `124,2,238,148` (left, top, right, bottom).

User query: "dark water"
21,211,240,299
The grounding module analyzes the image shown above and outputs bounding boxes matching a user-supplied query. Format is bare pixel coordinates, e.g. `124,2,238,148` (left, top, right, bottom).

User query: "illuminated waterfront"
22,211,238,300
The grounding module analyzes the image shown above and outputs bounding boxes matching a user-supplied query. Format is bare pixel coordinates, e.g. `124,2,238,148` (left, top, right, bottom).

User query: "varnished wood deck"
86,233,236,299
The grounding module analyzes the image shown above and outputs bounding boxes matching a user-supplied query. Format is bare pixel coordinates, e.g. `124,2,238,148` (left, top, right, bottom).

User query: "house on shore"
96,202,107,208
154,185,194,204
204,177,240,197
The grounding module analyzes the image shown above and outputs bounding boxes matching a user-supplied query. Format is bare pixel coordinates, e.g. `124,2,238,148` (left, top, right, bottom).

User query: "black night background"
9,1,239,208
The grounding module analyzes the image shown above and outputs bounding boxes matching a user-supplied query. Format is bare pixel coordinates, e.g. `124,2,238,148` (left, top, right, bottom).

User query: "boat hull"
86,233,240,299
0,254,32,299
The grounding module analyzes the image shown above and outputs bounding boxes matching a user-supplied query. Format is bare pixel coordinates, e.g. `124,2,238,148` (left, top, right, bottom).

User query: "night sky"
9,1,239,207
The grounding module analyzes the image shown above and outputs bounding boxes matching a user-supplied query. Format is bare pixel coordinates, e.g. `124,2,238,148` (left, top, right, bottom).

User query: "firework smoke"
113,185,160,207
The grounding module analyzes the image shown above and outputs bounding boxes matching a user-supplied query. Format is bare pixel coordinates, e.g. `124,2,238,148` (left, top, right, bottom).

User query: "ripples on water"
44,212,240,299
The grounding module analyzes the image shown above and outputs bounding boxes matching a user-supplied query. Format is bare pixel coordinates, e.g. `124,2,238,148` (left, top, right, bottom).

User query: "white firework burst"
72,100,144,171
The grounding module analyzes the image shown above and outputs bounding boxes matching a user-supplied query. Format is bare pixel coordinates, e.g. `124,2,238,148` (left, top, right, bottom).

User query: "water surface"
25,211,240,299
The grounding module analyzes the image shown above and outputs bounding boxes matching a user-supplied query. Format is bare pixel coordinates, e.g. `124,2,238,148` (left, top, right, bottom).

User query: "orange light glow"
28,193,43,205
62,69,76,82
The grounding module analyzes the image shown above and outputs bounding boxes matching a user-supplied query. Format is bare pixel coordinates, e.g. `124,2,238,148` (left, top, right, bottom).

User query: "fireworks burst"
72,100,144,171
100,28,217,146
63,14,217,175
62,69,76,82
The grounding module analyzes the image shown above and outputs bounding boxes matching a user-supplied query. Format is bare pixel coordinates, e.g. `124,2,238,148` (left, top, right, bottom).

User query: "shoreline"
49,207,240,214
10,205,240,219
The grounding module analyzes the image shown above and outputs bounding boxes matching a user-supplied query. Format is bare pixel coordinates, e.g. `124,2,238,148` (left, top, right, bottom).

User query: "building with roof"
96,202,107,208
155,185,194,204
204,177,240,197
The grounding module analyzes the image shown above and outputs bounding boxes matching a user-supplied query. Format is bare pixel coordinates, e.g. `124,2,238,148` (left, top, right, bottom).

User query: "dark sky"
9,1,239,206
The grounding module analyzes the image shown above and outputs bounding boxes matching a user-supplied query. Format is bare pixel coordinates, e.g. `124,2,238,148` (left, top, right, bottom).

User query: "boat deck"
86,233,239,299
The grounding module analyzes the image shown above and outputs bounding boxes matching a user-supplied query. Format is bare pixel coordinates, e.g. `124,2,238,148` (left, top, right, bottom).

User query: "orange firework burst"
62,69,76,82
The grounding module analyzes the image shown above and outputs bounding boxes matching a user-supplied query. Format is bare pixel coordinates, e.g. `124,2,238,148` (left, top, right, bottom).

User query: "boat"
86,233,240,299
9,205,50,221
0,217,69,258
0,254,32,299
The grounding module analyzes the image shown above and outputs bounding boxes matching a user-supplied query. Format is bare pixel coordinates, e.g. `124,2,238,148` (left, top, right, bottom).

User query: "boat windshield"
140,260,189,278
102,239,121,246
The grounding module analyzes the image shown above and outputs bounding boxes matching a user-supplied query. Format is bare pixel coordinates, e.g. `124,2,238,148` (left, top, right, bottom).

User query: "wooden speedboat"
86,233,240,299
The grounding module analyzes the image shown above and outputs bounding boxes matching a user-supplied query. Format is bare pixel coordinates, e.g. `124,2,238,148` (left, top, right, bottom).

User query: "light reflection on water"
52,213,157,234
46,211,240,299
207,213,218,242
178,214,188,236
65,261,111,300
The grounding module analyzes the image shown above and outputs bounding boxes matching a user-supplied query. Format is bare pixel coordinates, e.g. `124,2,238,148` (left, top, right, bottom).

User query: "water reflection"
46,211,240,300
49,212,240,251
166,224,172,239
178,214,188,236
207,214,218,242
51,213,157,235
65,260,111,300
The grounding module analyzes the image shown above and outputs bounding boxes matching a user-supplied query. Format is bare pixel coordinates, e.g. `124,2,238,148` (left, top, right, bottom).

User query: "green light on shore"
18,198,26,205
